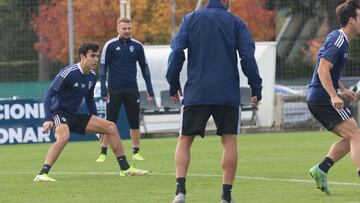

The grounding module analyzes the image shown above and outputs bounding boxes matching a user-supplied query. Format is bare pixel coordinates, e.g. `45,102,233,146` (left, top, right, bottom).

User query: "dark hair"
336,0,360,27
78,42,99,58
117,17,131,24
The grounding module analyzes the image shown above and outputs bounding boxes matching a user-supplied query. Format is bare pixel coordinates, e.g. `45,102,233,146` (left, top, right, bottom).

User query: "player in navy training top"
307,0,360,195
96,17,154,162
167,0,262,202
34,42,148,183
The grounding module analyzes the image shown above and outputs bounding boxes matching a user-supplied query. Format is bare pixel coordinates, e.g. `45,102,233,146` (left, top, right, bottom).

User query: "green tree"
0,0,38,61
0,0,40,82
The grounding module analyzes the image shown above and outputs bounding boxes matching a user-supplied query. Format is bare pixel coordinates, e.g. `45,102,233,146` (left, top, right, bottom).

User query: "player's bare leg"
221,134,237,202
34,124,70,182
173,135,195,203
86,116,148,176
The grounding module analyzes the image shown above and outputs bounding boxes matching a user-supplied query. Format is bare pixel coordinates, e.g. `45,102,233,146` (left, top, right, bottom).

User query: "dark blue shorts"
307,102,353,131
52,112,92,134
181,105,240,137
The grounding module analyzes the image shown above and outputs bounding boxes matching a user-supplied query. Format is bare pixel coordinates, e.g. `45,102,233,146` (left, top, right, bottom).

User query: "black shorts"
307,102,353,131
107,87,140,129
181,105,240,137
53,112,92,134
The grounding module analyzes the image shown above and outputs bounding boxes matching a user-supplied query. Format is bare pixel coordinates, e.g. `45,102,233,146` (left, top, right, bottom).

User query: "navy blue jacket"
43,63,97,121
100,37,154,97
166,0,262,107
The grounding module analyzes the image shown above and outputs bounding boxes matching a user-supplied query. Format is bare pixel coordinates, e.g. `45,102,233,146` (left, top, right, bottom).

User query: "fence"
1,0,359,131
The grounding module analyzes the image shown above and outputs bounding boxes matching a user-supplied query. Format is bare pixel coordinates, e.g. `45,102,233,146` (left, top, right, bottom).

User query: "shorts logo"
130,45,135,52
344,52,349,58
81,84,85,88
73,82,79,87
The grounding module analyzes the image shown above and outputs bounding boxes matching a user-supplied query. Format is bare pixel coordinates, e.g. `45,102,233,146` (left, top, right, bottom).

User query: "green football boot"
96,154,107,163
309,165,330,195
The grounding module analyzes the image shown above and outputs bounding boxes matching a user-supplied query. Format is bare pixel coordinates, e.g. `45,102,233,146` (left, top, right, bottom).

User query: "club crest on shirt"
344,52,349,58
130,45,135,52
81,84,85,88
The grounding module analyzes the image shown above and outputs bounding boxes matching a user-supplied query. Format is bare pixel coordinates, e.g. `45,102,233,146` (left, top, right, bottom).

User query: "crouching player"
34,42,148,182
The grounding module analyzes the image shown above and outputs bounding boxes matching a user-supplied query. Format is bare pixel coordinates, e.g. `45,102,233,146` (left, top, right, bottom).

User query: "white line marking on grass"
3,171,360,186
152,173,360,187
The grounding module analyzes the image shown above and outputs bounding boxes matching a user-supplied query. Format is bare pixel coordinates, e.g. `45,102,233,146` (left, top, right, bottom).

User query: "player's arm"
43,88,56,133
317,58,344,109
42,74,66,133
85,81,97,115
318,31,349,109
166,15,188,102
99,42,110,99
236,18,262,105
138,45,154,100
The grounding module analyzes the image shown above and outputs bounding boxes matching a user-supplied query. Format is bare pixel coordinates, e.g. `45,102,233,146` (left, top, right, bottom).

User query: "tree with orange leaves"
232,0,276,41
32,0,275,63
32,0,119,63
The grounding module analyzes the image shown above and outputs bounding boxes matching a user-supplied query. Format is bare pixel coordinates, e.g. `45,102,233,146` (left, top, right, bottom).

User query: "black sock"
101,147,107,155
222,184,232,202
358,171,360,178
117,156,130,170
39,164,51,175
318,157,334,174
176,177,186,195
133,147,139,154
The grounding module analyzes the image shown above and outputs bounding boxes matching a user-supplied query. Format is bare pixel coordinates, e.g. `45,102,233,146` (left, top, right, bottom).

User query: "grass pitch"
0,131,359,203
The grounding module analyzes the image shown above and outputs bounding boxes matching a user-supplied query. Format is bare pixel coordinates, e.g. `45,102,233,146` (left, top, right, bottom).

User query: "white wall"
238,42,277,127
137,42,276,127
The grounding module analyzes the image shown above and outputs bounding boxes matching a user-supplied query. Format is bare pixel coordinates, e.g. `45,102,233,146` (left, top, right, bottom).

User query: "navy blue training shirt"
43,63,97,121
307,30,349,103
166,0,262,107
99,37,154,97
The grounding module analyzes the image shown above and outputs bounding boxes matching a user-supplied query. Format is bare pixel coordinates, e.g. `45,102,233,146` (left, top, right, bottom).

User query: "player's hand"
146,94,154,102
102,93,109,102
341,88,357,102
251,96,259,107
178,86,183,97
170,90,182,103
42,121,54,134
331,95,344,110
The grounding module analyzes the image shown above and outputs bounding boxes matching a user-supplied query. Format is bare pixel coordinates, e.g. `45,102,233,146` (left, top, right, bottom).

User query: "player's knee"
352,130,360,141
55,130,69,144
104,121,118,135
341,129,360,141
57,136,69,145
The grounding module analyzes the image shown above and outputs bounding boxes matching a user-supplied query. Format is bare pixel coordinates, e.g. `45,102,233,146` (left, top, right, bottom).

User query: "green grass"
0,131,359,203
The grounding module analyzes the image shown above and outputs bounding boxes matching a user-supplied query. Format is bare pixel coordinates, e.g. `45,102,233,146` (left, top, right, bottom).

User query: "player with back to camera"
167,0,262,202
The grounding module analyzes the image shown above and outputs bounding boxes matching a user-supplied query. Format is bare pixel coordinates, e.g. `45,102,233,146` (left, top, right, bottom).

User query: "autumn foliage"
32,0,276,63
